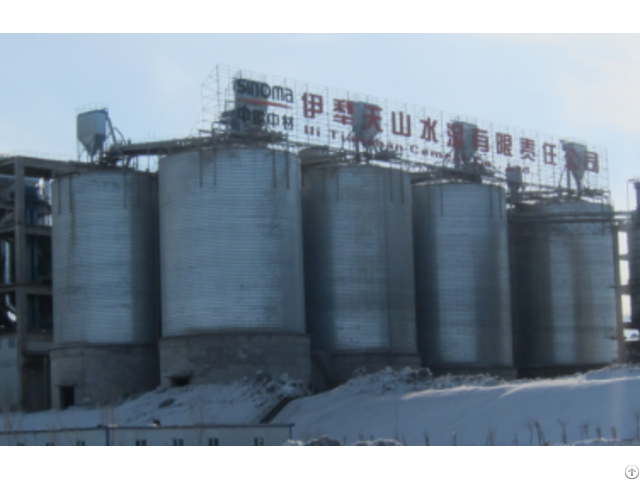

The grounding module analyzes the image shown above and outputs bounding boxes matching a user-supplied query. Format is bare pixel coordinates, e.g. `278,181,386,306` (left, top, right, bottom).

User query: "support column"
612,223,626,363
13,158,28,410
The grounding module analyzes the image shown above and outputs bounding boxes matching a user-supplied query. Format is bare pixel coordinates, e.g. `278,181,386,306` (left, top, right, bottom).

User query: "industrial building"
0,67,636,412
0,155,88,412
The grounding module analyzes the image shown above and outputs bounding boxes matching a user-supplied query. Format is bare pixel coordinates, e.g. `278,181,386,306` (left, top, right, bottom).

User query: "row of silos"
48,145,620,406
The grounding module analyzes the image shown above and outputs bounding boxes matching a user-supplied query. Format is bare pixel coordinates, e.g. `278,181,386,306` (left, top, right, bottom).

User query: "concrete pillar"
613,224,626,363
13,158,28,410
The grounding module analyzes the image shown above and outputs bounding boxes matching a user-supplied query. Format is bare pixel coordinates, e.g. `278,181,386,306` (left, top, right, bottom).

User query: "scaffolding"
0,156,88,412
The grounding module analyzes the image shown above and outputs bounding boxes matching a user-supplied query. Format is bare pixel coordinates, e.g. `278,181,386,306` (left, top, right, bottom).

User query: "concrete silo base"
425,365,518,381
318,352,421,387
158,333,311,386
50,344,159,409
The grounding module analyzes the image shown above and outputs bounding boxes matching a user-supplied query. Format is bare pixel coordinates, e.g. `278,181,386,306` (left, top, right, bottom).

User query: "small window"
135,439,147,446
76,440,85,446
208,438,219,446
172,438,184,446
254,437,264,446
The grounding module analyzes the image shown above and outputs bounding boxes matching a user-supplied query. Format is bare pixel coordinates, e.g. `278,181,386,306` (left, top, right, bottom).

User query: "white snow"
274,365,640,445
4,365,640,446
0,372,305,432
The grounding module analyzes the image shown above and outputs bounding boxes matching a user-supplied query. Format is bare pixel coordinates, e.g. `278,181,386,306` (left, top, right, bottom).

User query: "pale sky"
1,33,639,210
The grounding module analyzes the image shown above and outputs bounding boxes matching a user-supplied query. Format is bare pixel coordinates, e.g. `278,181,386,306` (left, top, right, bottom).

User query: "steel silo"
509,200,618,374
52,170,159,344
302,163,419,383
628,183,640,329
158,147,309,385
50,169,160,408
412,182,514,376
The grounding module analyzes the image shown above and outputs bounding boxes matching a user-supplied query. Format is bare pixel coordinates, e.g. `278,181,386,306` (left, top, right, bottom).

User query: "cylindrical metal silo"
628,183,640,329
509,200,618,375
50,169,160,408
158,147,309,386
412,182,514,377
302,163,419,385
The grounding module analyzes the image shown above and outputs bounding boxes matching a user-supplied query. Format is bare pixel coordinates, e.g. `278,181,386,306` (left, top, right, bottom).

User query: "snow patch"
0,372,308,433
276,364,640,446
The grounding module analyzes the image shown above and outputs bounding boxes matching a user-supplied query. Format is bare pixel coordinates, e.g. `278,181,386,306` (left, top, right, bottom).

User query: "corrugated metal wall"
510,200,618,368
52,170,159,345
0,336,19,409
159,148,305,336
302,164,417,354
413,182,514,369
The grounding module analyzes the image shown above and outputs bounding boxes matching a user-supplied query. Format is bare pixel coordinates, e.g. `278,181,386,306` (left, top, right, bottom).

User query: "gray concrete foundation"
158,333,311,386
314,352,420,390
50,344,159,409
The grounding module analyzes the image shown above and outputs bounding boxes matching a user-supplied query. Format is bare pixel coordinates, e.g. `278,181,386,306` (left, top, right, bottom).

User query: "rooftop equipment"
561,141,587,193
76,109,108,159
509,200,618,375
412,181,514,377
451,121,479,166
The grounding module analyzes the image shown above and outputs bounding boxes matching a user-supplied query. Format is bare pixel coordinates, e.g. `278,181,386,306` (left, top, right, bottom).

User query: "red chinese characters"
496,133,513,156
360,104,383,132
543,143,557,165
391,112,411,137
302,93,324,119
447,123,464,149
474,129,489,153
420,118,438,143
447,123,489,153
333,99,354,125
520,138,536,162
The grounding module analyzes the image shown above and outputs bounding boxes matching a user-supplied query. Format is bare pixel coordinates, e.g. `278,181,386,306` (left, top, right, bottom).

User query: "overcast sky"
1,33,639,210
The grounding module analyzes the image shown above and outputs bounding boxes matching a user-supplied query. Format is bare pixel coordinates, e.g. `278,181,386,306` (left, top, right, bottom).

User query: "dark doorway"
60,386,74,409
170,376,189,387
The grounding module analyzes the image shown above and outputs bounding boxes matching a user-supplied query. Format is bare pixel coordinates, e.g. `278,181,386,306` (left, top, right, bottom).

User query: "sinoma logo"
234,79,293,108
624,465,640,480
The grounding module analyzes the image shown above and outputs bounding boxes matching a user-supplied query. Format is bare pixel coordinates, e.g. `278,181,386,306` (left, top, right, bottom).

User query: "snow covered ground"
275,365,640,445
0,372,305,432
3,365,640,446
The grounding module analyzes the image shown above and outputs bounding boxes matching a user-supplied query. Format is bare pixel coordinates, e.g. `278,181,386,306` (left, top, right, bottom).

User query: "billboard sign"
200,65,608,192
